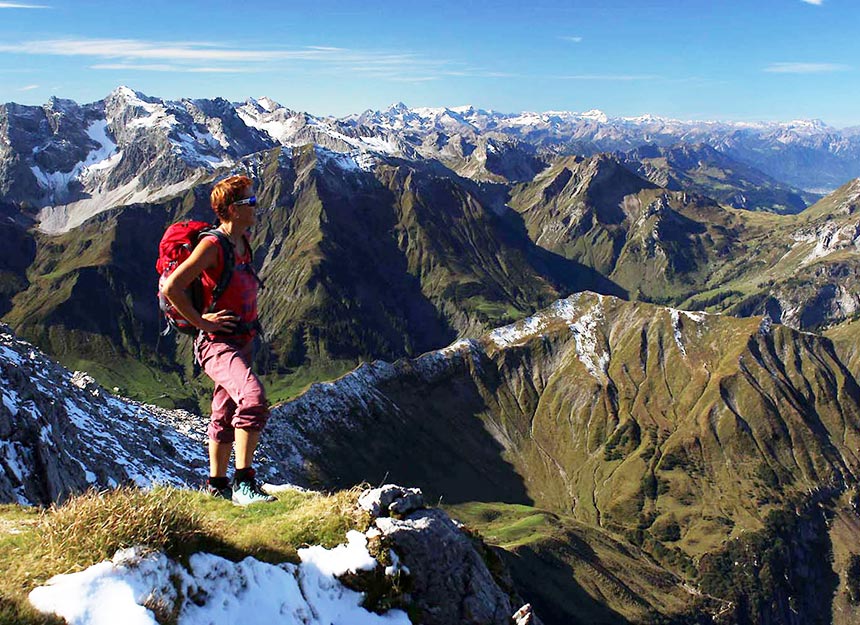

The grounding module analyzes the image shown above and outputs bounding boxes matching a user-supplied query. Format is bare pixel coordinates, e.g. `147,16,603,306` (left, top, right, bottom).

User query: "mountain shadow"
267,354,533,506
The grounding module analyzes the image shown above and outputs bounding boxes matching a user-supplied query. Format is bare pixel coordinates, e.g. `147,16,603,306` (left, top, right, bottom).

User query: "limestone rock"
0,324,206,504
358,484,425,517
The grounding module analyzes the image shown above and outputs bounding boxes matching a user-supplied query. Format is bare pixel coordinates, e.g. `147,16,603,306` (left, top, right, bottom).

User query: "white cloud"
560,36,583,43
90,63,241,73
765,62,849,73
0,38,315,62
0,2,48,7
16,83,38,90
387,76,439,83
0,37,459,82
801,0,823,5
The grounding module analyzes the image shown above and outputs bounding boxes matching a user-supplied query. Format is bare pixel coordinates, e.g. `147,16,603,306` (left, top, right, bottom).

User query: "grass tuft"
37,485,208,571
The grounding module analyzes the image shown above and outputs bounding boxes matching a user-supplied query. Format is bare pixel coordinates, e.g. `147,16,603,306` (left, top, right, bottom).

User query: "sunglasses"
233,196,257,207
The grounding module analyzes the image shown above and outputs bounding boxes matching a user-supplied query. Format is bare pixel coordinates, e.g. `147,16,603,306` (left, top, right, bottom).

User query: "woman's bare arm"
161,239,239,334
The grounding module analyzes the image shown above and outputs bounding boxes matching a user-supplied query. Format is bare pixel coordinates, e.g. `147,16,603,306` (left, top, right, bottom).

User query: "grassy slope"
826,318,860,380
506,155,756,305
681,180,860,322
446,501,705,625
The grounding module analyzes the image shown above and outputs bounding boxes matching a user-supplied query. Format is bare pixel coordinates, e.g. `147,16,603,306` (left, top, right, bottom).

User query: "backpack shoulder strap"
242,233,265,290
200,228,235,312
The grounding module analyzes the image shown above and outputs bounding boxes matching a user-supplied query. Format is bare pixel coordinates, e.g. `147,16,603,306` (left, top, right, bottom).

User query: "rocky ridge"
0,322,206,504
1,86,273,234
267,292,860,546
27,483,540,625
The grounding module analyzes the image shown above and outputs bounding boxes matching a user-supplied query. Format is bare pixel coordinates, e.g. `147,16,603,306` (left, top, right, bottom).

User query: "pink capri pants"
196,339,269,443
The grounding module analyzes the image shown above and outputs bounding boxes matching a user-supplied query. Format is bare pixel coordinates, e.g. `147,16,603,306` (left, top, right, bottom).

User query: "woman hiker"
162,174,276,505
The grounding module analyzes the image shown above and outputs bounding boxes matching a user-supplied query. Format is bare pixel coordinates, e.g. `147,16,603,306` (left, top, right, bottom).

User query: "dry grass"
37,485,209,572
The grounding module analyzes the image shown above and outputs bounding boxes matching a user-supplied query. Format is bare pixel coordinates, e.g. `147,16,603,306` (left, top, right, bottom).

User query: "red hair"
210,175,253,222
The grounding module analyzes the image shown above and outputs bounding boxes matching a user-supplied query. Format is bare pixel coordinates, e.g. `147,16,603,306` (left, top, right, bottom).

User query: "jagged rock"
357,484,540,624
70,371,103,397
359,484,425,518
374,507,516,625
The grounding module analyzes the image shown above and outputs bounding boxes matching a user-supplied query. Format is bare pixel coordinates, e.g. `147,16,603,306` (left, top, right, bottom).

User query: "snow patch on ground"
298,530,378,577
1,387,20,416
0,440,28,483
29,533,411,625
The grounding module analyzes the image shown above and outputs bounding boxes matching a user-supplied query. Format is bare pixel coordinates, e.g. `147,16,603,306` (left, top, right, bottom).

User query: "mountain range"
3,86,859,233
3,87,860,624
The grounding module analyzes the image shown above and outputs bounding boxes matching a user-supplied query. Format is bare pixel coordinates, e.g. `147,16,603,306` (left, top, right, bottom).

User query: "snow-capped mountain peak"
256,96,282,113
3,87,860,234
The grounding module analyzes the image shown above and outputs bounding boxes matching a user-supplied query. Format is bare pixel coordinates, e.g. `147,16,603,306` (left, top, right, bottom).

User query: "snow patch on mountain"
567,298,610,381
487,295,592,349
175,131,232,168
237,98,305,144
119,89,176,130
37,173,209,234
316,147,378,173
30,119,119,201
488,311,552,348
238,97,400,156
669,309,688,357
484,294,611,381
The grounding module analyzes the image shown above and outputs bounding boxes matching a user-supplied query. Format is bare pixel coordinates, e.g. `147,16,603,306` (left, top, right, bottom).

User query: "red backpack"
156,221,236,335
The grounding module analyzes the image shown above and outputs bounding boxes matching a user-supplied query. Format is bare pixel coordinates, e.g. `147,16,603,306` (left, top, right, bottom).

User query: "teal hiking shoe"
232,477,277,506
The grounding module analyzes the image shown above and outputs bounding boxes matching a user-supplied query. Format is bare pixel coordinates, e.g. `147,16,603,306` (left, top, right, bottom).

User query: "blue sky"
0,0,857,126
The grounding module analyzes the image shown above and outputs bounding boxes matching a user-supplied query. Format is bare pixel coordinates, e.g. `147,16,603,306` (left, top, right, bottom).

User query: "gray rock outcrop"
361,484,542,625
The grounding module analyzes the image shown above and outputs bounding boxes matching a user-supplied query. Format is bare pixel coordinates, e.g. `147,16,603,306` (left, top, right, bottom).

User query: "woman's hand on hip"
200,310,239,333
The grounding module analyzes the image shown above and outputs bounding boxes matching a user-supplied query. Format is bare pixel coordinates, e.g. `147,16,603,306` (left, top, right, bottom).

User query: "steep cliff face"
699,502,841,625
